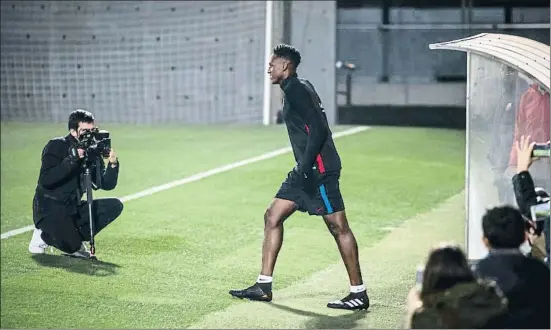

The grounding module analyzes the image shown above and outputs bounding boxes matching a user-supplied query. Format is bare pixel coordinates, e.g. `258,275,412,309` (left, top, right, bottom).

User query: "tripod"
82,162,98,260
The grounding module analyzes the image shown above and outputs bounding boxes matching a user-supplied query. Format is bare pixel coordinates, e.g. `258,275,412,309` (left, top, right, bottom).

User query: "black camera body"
76,127,111,160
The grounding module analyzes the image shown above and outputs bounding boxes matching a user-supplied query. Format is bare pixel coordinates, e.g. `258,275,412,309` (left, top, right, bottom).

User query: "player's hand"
301,169,317,195
515,135,538,173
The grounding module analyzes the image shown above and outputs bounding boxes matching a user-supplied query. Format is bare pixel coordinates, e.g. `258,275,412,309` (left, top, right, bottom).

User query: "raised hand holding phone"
515,135,541,173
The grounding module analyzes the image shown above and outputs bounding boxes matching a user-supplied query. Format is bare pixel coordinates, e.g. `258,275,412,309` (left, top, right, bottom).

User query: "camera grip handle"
68,145,83,161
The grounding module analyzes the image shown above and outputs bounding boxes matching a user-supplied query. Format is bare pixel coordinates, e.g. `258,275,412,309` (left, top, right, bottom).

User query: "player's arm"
288,85,329,175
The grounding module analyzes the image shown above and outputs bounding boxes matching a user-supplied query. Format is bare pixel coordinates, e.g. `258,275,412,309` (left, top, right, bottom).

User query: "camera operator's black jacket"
513,170,550,265
32,134,119,225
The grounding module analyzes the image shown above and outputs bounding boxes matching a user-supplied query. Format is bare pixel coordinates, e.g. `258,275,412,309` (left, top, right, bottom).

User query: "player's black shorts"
275,169,344,216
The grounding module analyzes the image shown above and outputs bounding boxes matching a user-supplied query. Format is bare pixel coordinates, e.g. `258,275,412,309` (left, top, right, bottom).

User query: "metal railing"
337,23,551,30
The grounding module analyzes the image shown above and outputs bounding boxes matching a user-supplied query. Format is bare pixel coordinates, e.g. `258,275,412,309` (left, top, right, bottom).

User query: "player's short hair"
482,206,526,249
68,109,95,131
273,44,301,68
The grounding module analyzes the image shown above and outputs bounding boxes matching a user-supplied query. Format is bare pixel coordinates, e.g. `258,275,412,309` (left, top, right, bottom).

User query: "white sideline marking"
1,126,370,240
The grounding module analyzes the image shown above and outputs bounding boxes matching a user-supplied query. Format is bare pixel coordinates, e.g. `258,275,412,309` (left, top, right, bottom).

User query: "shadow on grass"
269,302,369,329
31,254,121,277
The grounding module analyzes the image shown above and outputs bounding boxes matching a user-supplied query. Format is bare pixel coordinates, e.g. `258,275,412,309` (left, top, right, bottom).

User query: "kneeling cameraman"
29,109,123,259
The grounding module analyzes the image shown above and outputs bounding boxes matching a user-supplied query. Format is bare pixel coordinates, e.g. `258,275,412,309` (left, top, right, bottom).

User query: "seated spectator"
475,206,550,329
405,244,508,329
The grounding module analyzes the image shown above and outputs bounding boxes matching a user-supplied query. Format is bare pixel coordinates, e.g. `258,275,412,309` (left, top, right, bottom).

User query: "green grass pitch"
1,122,466,328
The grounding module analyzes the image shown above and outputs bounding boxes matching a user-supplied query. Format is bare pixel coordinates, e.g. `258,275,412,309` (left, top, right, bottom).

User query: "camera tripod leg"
84,167,97,260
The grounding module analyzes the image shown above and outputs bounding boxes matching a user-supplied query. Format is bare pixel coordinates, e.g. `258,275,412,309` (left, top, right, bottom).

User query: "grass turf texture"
1,122,465,328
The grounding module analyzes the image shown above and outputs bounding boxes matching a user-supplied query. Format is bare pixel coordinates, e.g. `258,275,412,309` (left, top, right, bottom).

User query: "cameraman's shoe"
28,228,49,254
62,243,91,259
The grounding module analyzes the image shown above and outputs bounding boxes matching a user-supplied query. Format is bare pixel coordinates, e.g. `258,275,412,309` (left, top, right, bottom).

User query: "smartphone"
532,143,550,158
415,265,424,291
531,202,550,222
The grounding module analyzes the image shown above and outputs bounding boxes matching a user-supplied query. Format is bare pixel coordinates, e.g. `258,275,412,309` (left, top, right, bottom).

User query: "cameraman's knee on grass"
96,198,123,222
77,198,123,238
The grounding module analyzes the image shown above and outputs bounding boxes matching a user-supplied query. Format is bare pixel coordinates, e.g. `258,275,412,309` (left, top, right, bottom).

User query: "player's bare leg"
324,210,370,310
323,211,363,285
261,198,296,276
229,198,296,302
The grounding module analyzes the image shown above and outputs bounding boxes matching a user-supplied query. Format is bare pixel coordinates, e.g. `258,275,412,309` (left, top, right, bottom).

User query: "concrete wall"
290,1,337,125
1,1,267,124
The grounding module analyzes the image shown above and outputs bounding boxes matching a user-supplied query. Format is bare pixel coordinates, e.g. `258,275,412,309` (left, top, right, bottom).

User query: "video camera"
76,127,111,160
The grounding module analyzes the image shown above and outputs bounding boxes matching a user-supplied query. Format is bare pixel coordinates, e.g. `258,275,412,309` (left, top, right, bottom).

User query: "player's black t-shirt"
280,73,341,176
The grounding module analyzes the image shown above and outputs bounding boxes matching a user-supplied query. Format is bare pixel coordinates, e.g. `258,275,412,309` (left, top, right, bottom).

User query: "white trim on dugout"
262,0,274,126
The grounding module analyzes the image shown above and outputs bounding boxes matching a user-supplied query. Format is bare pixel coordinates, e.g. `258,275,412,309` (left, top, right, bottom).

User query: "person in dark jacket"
406,244,508,329
475,205,550,329
28,109,123,259
511,135,550,264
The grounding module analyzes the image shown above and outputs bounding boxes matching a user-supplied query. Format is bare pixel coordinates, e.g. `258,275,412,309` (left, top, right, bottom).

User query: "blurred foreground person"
406,244,507,329
475,205,550,329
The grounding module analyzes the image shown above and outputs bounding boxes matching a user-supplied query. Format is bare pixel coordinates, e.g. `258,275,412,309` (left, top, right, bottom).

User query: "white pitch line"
1,126,370,240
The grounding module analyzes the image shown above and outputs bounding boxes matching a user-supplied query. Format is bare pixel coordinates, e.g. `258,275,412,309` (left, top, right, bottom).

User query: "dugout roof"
429,33,550,91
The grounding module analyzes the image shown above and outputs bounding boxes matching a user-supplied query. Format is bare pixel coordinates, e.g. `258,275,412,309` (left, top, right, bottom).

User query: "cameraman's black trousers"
39,198,123,254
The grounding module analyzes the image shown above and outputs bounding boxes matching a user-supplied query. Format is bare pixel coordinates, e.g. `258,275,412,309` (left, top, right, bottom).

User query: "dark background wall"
334,0,550,128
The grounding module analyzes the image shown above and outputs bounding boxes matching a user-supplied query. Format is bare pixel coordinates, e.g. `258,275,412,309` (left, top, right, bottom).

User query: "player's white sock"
350,284,366,293
257,274,273,283
256,274,273,293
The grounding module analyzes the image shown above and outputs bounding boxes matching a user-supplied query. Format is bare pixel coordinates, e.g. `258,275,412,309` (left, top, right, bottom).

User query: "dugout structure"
429,33,551,261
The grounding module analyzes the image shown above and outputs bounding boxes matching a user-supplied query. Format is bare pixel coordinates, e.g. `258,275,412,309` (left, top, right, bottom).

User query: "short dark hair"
421,244,475,301
68,109,95,131
273,44,301,68
482,206,526,249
